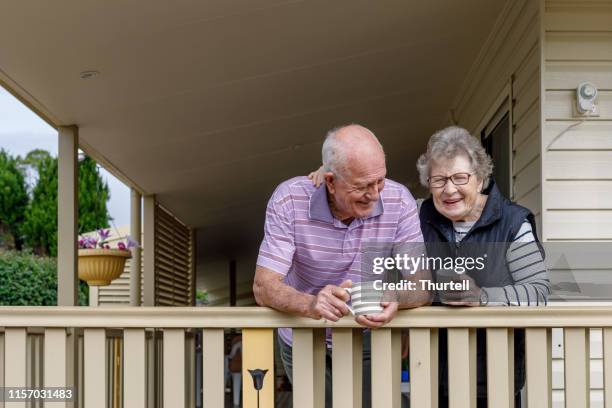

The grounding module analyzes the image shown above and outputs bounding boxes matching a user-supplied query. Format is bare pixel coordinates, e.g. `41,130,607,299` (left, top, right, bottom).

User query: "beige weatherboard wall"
542,2,612,407
450,0,542,228
542,1,612,242
448,0,612,406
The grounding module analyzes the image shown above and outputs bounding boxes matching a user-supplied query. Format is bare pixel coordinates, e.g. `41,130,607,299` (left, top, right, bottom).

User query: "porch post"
130,189,142,306
57,125,78,306
143,195,156,306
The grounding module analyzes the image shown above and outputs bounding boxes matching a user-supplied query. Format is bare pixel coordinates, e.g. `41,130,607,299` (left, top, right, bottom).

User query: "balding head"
322,124,385,179
322,124,387,220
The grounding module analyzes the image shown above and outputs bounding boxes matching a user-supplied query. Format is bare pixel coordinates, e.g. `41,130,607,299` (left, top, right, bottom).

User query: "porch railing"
0,306,611,408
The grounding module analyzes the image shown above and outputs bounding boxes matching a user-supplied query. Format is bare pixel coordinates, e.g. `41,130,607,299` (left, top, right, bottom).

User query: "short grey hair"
322,124,381,179
322,126,348,177
416,126,493,188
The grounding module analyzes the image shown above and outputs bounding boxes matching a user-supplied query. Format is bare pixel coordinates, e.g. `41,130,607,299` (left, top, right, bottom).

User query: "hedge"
0,250,88,306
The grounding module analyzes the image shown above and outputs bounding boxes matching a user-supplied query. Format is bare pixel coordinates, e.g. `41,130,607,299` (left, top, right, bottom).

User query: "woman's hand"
307,165,325,187
438,274,482,307
355,301,399,328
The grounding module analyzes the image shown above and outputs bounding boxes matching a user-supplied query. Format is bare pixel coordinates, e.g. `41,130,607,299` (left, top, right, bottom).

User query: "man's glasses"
428,172,472,188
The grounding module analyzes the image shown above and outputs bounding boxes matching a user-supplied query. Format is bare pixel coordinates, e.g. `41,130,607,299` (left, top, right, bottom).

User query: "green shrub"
0,250,88,306
0,149,28,249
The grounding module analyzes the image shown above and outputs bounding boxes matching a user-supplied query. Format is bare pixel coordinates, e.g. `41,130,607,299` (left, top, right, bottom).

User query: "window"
481,111,512,198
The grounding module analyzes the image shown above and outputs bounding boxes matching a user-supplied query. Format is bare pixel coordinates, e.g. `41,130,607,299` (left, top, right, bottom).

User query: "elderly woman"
309,126,549,407
416,126,549,408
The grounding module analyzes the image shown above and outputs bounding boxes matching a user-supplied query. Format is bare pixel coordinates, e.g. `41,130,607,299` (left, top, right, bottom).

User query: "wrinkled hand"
439,274,481,306
309,280,352,321
307,165,325,188
355,301,399,329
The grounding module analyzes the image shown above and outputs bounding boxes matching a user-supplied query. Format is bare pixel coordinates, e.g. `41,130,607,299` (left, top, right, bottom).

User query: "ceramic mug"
344,281,384,316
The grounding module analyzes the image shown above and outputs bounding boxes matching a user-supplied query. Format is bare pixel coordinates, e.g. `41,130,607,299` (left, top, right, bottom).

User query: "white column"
57,127,79,401
143,195,156,306
57,125,78,306
130,189,142,306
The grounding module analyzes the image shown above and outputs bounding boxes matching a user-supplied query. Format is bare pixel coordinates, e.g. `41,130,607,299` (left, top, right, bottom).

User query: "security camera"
576,82,598,115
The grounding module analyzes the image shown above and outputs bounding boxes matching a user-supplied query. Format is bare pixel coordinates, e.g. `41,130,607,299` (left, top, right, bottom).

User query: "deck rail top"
0,305,612,328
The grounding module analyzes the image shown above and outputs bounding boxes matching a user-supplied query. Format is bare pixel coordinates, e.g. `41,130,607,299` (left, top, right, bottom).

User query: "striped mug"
344,281,384,316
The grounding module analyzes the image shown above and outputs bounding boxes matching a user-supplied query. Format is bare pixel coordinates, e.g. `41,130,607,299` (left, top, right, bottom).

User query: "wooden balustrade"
0,306,610,408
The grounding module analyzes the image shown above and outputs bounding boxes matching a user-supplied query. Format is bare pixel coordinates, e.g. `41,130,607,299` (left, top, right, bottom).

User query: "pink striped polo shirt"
256,176,423,346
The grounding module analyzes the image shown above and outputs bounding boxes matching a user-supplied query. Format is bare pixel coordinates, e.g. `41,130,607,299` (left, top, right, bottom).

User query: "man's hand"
355,301,399,329
308,280,352,321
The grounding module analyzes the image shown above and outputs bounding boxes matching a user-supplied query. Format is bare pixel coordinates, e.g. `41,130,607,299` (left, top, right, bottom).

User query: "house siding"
451,0,543,232
452,0,612,405
543,1,612,241
543,1,612,407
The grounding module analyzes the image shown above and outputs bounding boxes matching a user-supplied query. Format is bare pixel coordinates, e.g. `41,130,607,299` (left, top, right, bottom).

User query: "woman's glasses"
428,172,472,188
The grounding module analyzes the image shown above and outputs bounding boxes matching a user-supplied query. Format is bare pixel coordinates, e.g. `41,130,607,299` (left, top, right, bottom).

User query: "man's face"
327,153,387,219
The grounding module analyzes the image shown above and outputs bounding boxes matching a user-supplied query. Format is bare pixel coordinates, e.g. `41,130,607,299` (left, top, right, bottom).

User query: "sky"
0,87,130,227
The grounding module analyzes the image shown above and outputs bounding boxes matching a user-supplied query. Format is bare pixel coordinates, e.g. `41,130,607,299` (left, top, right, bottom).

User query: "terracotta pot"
78,249,131,286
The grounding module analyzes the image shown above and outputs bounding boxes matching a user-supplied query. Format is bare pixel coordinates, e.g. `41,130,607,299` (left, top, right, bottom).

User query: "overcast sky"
0,87,130,227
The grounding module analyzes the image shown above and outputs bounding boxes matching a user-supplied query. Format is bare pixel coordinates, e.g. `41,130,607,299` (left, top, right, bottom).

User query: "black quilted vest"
419,180,543,398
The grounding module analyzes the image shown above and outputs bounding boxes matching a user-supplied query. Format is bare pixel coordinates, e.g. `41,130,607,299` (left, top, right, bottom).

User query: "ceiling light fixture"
79,70,100,79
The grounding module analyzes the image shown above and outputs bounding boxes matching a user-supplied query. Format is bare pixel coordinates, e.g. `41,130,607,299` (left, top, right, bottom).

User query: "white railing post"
371,328,401,408
5,328,27,408
124,329,146,408
332,328,363,408
163,329,185,407
447,328,477,408
486,328,514,408
409,328,438,408
44,328,68,408
564,328,590,408
293,328,326,408
526,328,552,408
83,329,106,408
202,329,224,407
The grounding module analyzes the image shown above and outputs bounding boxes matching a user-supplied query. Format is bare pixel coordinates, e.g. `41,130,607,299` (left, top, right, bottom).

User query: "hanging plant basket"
78,249,131,286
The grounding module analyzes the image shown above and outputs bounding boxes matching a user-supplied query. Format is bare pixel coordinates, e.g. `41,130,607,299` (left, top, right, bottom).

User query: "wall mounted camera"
576,82,599,116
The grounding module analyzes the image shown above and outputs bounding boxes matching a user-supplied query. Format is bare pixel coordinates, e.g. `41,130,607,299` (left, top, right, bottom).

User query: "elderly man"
253,124,430,406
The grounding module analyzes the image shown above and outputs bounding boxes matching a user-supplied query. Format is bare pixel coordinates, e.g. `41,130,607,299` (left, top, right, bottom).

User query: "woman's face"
429,155,484,222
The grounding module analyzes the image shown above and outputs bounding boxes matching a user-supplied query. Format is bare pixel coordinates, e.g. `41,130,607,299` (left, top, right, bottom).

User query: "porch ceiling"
0,0,505,254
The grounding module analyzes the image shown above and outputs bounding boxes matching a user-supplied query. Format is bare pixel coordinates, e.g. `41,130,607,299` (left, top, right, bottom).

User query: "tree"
22,153,111,256
21,154,58,256
19,149,52,191
78,156,111,235
0,149,29,250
